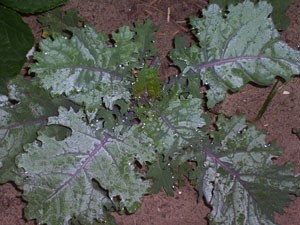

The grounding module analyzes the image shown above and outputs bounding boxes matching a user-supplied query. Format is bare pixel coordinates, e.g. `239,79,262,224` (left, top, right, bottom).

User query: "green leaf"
147,149,202,196
138,87,208,194
146,155,175,196
136,89,207,156
30,26,130,114
1,0,68,13
38,8,87,38
133,19,157,59
0,6,34,94
31,23,157,119
95,100,131,130
268,0,292,30
209,0,292,30
0,77,66,184
132,67,161,98
110,23,156,68
17,107,156,225
200,115,300,224
170,1,300,108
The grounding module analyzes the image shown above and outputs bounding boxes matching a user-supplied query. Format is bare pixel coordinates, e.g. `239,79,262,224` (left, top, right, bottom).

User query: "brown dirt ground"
1,0,300,224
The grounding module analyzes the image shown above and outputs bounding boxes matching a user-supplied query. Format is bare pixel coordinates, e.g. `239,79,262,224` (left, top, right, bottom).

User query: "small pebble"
283,91,290,95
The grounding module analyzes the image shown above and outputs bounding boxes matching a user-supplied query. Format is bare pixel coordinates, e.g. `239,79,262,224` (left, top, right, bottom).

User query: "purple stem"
46,134,111,200
150,56,159,68
193,56,262,72
152,105,178,134
202,148,252,195
159,113,177,133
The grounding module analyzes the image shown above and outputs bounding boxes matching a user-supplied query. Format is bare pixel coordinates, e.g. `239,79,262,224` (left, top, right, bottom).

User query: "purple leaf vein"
194,56,262,71
47,134,111,200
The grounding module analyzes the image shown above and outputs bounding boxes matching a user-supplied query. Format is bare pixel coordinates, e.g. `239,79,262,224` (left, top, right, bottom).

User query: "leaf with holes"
170,1,300,108
200,115,300,224
17,107,156,225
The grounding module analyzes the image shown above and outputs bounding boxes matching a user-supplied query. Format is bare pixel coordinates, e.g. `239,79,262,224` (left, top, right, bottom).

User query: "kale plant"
0,1,299,225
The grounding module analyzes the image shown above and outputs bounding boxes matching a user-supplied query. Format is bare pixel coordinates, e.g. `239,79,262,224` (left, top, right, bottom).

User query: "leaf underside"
170,1,300,108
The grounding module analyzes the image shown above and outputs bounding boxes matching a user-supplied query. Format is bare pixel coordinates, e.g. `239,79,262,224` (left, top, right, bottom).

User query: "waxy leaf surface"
201,115,300,224
170,1,300,108
209,0,292,30
0,78,64,184
134,88,207,195
31,23,156,117
17,107,156,225
30,26,129,112
137,90,207,156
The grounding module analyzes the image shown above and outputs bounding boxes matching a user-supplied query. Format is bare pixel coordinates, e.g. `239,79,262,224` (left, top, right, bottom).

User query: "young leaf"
17,107,156,225
133,19,157,59
0,77,68,184
200,115,300,224
146,155,175,196
0,6,34,94
110,26,144,69
170,1,300,108
147,148,203,196
132,67,161,98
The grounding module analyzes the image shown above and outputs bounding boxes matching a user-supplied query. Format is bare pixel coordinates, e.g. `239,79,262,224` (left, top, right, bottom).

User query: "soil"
1,0,300,224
